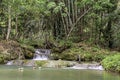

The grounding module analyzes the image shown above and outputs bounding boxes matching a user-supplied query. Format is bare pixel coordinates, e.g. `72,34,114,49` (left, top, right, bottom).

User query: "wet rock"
0,40,26,63
71,63,104,70
6,60,77,68
24,50,34,59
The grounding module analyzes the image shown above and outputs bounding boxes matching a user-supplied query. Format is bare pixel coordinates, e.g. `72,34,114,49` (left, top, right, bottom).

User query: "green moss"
102,54,120,73
20,44,35,52
52,44,117,62
56,60,75,67
19,39,45,49
0,54,4,63
35,61,48,67
52,52,77,61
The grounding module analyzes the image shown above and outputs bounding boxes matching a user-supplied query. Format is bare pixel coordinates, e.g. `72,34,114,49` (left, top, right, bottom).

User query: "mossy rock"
24,50,34,59
20,44,35,52
0,54,5,63
35,60,76,68
0,53,10,64
20,44,35,59
0,40,25,63
51,53,77,61
35,61,48,67
0,46,4,52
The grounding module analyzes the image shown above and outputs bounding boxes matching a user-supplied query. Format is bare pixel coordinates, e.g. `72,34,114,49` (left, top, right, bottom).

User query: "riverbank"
0,40,34,64
102,54,120,73
6,60,104,71
51,42,120,73
0,40,120,73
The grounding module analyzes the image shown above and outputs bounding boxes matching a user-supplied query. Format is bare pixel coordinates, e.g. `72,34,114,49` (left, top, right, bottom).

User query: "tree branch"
67,7,92,39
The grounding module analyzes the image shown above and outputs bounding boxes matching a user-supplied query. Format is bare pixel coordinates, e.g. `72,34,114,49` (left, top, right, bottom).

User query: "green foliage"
52,43,114,62
53,6,61,13
52,40,73,53
53,2,65,14
77,0,94,8
19,38,42,46
58,40,73,48
35,61,48,67
0,54,5,64
0,0,119,49
47,2,56,10
0,0,120,70
102,54,120,73
0,22,6,27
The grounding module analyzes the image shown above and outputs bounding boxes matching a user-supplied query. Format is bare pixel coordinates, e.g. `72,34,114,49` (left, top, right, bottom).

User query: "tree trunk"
6,6,11,40
15,16,18,39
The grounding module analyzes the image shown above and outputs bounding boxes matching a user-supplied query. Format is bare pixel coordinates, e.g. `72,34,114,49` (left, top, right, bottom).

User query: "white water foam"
33,54,48,60
6,61,13,65
33,49,50,60
71,65,104,70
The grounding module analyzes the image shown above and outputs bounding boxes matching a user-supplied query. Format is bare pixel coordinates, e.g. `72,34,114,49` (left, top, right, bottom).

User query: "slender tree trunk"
66,7,92,39
6,6,11,40
15,16,18,39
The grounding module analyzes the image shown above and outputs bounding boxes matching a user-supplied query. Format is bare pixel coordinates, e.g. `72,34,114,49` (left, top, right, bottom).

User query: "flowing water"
33,49,50,60
0,65,119,80
33,54,48,60
6,49,51,66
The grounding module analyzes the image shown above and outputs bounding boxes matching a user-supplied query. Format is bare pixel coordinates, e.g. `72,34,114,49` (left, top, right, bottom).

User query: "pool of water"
0,65,119,80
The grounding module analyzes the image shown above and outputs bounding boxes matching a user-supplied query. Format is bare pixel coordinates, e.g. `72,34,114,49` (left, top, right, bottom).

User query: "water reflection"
0,66,119,80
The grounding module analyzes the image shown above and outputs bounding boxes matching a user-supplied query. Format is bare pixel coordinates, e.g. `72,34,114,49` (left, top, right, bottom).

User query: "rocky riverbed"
6,60,104,70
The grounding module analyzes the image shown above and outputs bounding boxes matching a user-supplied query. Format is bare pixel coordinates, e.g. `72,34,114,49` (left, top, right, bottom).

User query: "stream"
0,65,119,80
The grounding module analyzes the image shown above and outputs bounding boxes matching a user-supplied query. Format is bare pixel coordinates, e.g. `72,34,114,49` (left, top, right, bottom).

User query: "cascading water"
71,63,104,70
6,61,13,65
33,49,51,60
6,49,51,66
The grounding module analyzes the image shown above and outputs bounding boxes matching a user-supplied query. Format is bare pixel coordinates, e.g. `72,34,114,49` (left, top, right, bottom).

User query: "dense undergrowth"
102,54,120,73
52,42,120,74
52,43,118,62
51,41,120,73
0,39,120,73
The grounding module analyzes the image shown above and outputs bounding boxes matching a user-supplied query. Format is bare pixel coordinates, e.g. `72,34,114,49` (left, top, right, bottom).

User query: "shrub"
102,54,120,73
81,53,93,61
92,54,106,62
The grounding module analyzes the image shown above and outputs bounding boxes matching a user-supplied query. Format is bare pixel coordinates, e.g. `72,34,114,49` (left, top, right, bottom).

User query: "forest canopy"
0,0,120,49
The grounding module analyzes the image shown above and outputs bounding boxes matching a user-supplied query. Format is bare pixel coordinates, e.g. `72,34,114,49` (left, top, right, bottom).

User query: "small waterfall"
6,61,13,65
33,49,51,60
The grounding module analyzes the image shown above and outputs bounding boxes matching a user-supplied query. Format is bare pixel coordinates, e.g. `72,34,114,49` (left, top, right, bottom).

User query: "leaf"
47,2,56,10
53,6,62,13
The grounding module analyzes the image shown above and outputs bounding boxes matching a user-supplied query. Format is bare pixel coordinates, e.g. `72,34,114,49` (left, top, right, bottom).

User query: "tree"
0,0,120,49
